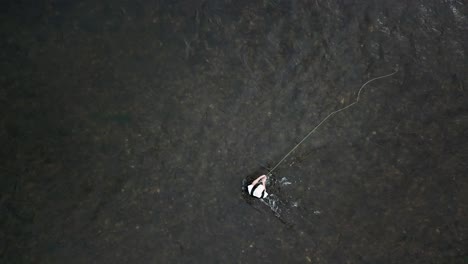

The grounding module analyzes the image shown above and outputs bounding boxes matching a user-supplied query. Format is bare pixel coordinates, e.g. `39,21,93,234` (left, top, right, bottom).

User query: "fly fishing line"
266,69,399,177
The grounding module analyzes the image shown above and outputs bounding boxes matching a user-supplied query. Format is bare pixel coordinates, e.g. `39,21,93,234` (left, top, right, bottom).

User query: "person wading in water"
247,175,269,199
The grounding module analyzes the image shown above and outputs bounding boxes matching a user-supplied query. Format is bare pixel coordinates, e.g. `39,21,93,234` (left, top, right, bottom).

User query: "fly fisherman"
247,175,269,199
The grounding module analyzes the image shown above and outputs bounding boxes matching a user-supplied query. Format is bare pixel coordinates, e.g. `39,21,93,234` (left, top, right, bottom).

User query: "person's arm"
251,175,267,186
255,175,266,186
260,175,267,185
251,177,260,186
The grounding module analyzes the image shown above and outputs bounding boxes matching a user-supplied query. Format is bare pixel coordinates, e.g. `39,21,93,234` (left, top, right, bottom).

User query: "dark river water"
1,0,467,263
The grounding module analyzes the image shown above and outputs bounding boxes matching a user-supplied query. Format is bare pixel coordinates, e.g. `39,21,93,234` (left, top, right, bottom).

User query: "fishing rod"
266,69,399,177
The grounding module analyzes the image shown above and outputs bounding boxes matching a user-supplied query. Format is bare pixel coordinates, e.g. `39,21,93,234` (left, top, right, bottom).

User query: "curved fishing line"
267,69,398,176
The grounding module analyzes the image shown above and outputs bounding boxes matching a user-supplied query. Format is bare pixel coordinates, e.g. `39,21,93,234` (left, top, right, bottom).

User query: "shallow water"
1,0,467,263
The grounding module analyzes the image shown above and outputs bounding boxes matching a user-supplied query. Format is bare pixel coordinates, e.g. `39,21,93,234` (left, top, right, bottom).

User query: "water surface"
1,0,467,263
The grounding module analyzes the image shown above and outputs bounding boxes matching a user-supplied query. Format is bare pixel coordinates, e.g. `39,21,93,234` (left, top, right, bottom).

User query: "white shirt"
247,183,268,198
